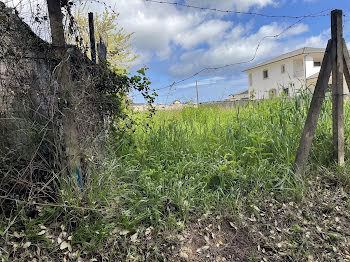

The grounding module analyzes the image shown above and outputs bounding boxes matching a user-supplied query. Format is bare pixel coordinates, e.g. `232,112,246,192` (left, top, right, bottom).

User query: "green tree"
73,5,138,73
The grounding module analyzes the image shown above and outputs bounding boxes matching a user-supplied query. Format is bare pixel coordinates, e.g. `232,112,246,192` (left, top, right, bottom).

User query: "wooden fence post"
97,37,107,64
46,0,65,47
88,12,97,64
331,9,345,165
294,40,335,174
46,0,82,187
294,9,348,174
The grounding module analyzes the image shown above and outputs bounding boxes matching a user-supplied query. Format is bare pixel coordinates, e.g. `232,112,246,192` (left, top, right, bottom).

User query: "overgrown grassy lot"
2,92,350,261
113,92,346,225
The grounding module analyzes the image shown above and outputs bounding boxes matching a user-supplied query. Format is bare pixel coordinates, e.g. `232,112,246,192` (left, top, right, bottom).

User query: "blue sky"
8,0,350,104
112,0,350,104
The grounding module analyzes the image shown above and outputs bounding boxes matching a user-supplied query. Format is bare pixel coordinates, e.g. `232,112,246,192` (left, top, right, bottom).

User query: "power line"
144,0,331,19
154,9,332,92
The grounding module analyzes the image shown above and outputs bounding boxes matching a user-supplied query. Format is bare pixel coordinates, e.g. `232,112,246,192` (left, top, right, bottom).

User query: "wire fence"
144,0,331,18
121,1,345,102
151,9,334,93
1,2,348,126
3,1,347,103
0,0,349,225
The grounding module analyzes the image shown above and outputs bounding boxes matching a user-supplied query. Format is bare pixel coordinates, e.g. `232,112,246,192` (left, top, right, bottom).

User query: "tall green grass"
6,92,350,256
103,91,350,230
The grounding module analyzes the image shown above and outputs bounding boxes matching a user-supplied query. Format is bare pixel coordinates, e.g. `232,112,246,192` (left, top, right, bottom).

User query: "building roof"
225,89,249,100
243,47,325,72
235,89,249,95
307,72,320,80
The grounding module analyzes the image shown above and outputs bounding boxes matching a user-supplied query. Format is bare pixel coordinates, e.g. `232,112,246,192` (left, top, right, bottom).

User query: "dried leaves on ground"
1,171,350,261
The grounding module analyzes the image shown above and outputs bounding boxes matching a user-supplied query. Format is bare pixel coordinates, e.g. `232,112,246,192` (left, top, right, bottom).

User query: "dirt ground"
1,170,350,261
170,171,350,262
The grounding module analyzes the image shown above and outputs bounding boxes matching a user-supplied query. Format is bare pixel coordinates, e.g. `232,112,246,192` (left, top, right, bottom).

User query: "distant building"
243,47,349,99
225,90,249,101
173,100,181,104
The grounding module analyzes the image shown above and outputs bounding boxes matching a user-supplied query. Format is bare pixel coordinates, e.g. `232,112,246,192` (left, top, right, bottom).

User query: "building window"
314,61,321,67
269,88,277,98
281,64,286,73
248,73,253,86
263,70,268,79
283,88,289,95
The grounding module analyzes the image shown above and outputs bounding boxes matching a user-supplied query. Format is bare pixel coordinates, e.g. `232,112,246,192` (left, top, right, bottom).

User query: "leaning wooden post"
342,38,350,91
331,9,345,165
88,12,97,64
294,40,335,174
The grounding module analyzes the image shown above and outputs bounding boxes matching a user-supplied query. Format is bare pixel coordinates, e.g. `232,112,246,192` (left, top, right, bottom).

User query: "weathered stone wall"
0,5,54,161
0,4,104,176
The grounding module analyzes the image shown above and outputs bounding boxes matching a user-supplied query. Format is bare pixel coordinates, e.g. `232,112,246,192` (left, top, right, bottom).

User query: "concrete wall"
305,53,349,94
0,5,104,165
133,103,193,111
133,101,254,111
305,54,323,78
307,75,349,94
201,100,252,108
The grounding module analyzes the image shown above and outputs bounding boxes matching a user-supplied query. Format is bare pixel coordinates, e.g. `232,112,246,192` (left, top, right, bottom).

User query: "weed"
3,94,350,260
112,94,339,229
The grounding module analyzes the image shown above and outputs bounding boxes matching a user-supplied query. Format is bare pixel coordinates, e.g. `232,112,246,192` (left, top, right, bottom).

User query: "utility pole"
196,80,199,106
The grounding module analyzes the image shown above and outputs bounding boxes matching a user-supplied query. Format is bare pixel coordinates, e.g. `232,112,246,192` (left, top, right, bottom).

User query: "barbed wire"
153,8,333,92
3,1,343,100
144,0,331,19
74,0,119,16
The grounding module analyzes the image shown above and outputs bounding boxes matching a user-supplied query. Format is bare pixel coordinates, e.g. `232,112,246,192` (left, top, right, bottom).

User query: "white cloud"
5,0,291,72
101,0,282,69
4,0,323,83
169,22,309,77
185,0,277,11
119,6,197,57
300,29,330,48
174,20,232,49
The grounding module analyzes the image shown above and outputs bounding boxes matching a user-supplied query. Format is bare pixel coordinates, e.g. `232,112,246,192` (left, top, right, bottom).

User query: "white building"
225,90,249,101
243,47,348,99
